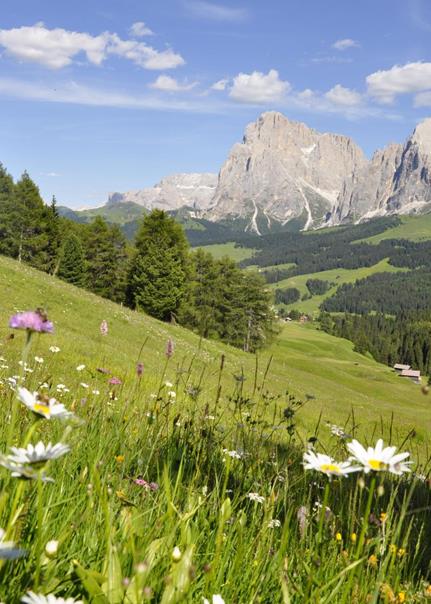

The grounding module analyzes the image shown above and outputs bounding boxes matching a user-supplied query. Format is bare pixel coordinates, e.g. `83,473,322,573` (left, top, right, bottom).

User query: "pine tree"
179,249,220,338
126,210,190,321
0,163,18,257
57,233,86,286
42,196,62,274
82,218,129,302
14,171,49,268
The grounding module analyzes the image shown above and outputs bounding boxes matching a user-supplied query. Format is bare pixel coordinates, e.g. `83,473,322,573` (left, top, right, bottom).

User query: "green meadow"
197,242,256,262
357,214,431,244
269,259,408,315
0,255,430,602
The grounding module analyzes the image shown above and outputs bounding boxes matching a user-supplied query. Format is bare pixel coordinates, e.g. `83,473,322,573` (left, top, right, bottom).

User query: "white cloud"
149,75,197,91
108,35,184,70
129,22,154,37
184,1,248,21
332,38,360,51
229,69,290,104
211,78,229,91
324,84,363,106
0,23,184,70
367,62,431,103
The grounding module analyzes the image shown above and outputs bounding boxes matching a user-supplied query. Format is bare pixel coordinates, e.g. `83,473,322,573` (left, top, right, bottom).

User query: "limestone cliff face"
103,112,431,232
107,173,217,211
333,143,403,223
332,118,431,223
206,112,367,233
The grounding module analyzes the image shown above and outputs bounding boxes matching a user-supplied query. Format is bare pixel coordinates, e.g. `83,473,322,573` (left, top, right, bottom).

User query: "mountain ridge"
62,112,431,233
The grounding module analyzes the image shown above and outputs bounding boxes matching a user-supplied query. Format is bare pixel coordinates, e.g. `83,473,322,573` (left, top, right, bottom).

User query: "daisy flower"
247,492,265,504
347,439,411,475
303,450,359,477
5,442,70,467
21,593,83,604
18,388,74,420
49,346,61,353
0,528,26,559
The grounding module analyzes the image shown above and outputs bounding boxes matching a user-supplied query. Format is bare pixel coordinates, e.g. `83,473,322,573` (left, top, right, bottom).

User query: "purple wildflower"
136,362,144,377
134,478,159,491
100,320,108,336
9,310,53,333
165,338,174,359
109,377,122,386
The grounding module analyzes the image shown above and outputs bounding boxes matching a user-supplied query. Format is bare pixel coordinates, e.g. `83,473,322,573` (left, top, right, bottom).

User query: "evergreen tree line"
0,164,129,303
321,269,431,314
319,311,431,376
240,216,431,285
0,164,276,352
125,211,277,352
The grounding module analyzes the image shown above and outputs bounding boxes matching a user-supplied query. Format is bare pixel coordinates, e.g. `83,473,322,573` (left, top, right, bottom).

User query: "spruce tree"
84,217,128,302
0,163,18,257
42,196,62,274
14,171,49,268
57,233,86,286
126,210,190,321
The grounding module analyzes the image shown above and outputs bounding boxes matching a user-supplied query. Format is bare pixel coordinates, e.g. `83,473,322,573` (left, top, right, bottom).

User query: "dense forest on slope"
319,311,431,377
242,218,431,283
321,269,431,314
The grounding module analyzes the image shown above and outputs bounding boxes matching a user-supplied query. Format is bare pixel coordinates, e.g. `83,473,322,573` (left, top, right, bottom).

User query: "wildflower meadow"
0,306,430,603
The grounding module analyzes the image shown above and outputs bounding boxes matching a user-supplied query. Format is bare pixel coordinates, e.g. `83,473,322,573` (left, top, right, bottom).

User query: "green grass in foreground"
271,259,408,315
197,242,256,262
0,255,430,601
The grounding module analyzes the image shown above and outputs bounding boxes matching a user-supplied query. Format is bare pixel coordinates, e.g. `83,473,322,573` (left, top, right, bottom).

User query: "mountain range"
63,111,431,234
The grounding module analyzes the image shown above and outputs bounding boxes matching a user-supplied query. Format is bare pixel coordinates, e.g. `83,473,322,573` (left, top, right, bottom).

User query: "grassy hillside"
197,242,256,262
0,255,428,447
359,214,431,244
1,255,431,602
270,259,408,314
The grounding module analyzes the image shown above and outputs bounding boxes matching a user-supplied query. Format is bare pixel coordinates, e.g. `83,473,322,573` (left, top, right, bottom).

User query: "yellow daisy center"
368,459,386,471
34,402,50,417
320,463,341,473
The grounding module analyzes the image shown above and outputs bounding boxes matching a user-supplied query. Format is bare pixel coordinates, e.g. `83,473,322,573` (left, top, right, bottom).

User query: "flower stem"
34,471,44,589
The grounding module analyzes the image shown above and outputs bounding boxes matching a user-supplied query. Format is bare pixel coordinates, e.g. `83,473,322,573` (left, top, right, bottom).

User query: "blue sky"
0,0,431,207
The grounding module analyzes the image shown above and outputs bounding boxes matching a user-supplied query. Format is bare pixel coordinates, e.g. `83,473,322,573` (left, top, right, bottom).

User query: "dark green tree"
0,163,18,257
84,217,128,301
126,210,190,321
179,249,221,338
41,196,62,274
14,171,50,269
57,233,86,287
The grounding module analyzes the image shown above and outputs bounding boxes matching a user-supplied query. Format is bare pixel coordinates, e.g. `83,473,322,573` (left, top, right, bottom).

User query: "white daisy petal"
347,439,411,475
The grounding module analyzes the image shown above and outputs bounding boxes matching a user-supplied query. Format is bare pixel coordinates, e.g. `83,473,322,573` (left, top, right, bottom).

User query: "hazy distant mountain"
107,173,217,212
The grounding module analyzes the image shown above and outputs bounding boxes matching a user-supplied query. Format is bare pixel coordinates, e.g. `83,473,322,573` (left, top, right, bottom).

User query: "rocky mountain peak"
411,118,431,155
106,172,217,211
206,112,366,233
